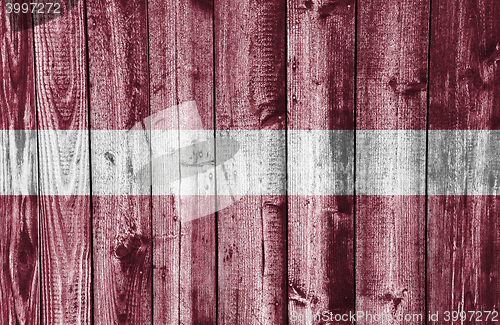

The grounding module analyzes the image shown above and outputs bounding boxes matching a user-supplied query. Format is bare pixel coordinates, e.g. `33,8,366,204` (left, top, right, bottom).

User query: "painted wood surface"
146,0,180,323
428,0,500,321
86,0,151,322
0,3,39,324
287,0,354,323
356,0,429,324
33,0,91,322
215,0,287,323
146,0,181,323
175,0,216,323
3,0,500,323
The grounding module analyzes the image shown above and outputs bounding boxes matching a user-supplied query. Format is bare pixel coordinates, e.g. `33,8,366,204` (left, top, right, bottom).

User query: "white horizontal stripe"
3,130,500,196
356,130,426,195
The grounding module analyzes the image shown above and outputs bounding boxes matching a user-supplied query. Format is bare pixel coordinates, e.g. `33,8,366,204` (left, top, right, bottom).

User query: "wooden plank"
0,4,39,324
428,0,500,319
428,196,500,321
0,195,39,325
287,0,355,322
355,0,429,323
33,0,91,323
215,0,287,323
86,0,151,321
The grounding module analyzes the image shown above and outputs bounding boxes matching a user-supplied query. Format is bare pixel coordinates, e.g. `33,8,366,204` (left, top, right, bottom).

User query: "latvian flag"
2,0,500,323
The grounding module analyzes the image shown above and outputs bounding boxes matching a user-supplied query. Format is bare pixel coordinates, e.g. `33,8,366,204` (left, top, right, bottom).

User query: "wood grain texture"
175,0,216,323
215,0,287,323
287,0,355,322
33,0,91,322
428,196,500,323
356,0,428,323
4,0,500,321
287,0,355,131
287,196,354,322
0,4,39,324
0,0,35,132
148,0,216,321
146,0,180,322
148,0,215,321
428,0,500,320
86,0,151,322
357,0,429,131
356,196,425,323
428,0,500,131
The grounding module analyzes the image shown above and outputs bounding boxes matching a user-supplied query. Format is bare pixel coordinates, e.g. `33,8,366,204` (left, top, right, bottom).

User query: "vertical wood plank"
215,0,287,322
0,4,39,324
428,0,500,320
86,0,152,321
147,0,216,321
356,0,429,323
287,0,355,322
33,0,91,322
146,0,180,322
